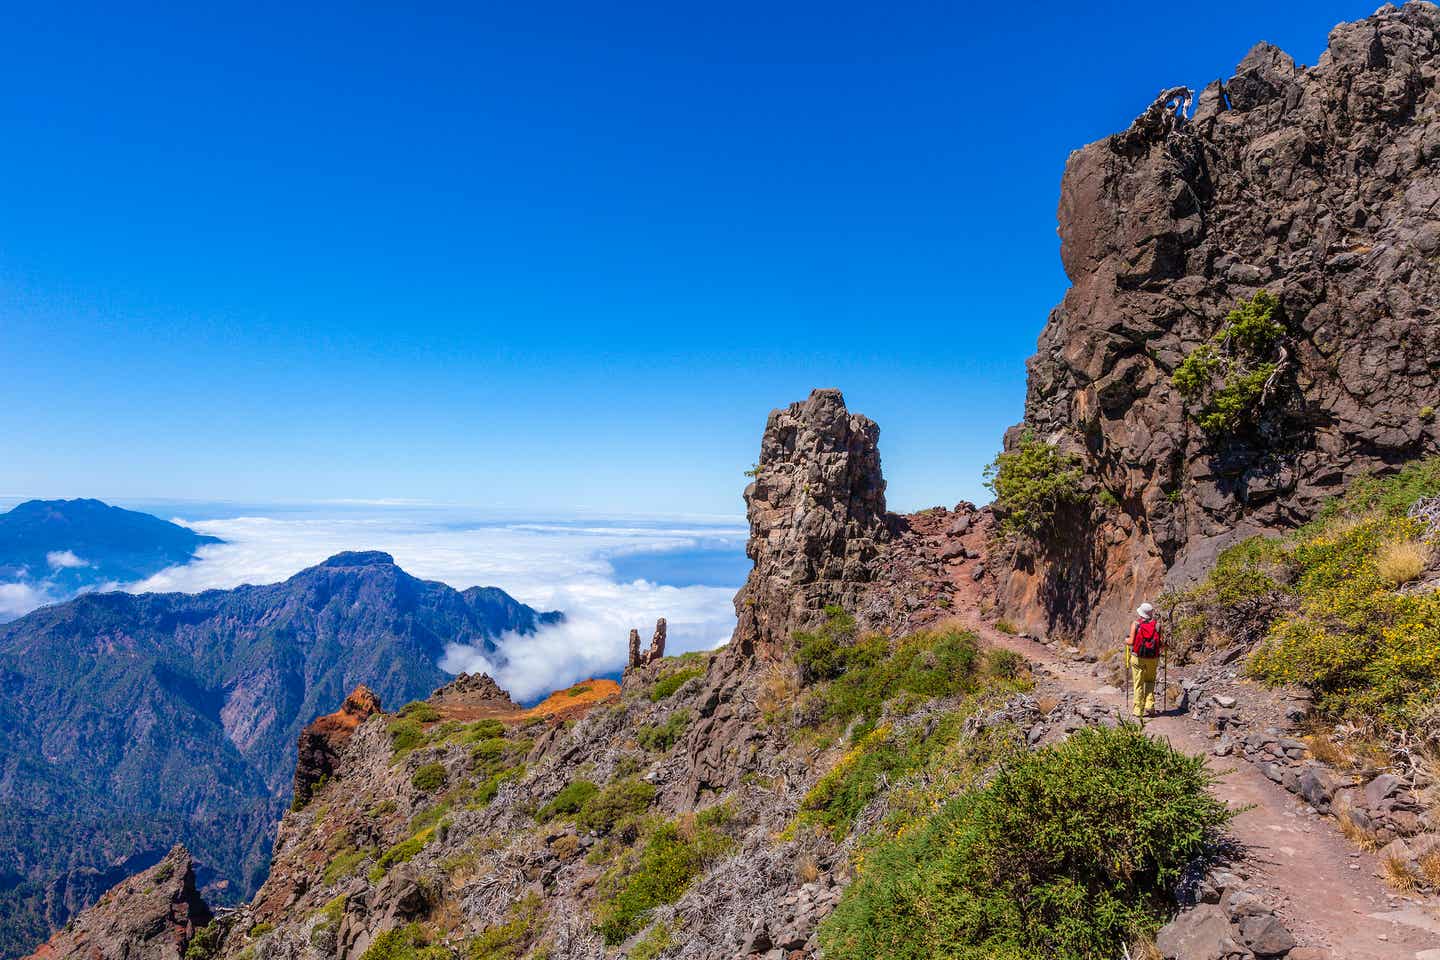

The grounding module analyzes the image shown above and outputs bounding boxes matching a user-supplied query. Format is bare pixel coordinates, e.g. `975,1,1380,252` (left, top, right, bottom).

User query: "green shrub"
993,619,1018,635
983,431,1088,537
636,710,691,752
803,617,991,739
396,701,442,723
819,726,1229,960
411,763,447,792
577,778,657,836
630,921,676,960
985,648,1026,680
322,846,374,886
387,718,427,754
795,606,859,683
799,716,967,839
375,828,435,873
470,764,525,808
455,718,506,743
1172,291,1288,435
650,666,704,701
360,924,449,960
470,737,506,764
310,895,347,945
184,923,223,960
594,820,732,944
538,780,599,821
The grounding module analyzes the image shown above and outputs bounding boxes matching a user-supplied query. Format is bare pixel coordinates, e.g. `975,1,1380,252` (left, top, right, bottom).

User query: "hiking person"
1126,602,1163,721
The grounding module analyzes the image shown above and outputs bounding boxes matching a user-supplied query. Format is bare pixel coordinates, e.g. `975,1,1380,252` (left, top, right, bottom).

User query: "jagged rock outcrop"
429,671,517,709
686,389,891,800
625,618,668,670
25,846,211,960
730,388,889,660
293,685,382,807
1003,2,1440,644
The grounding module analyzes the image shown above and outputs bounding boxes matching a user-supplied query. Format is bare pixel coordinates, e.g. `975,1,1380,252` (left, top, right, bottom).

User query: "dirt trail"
974,622,1440,960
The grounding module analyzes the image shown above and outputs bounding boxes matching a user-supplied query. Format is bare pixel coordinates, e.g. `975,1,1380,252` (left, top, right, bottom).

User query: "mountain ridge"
0,550,561,959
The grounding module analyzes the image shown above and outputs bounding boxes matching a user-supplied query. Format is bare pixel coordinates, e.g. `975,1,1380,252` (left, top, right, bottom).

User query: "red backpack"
1131,619,1160,658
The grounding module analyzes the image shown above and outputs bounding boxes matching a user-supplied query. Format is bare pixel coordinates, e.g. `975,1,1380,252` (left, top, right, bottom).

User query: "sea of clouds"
3,507,748,702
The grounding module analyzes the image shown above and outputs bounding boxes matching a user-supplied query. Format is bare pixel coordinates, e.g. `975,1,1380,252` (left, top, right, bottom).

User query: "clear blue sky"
0,1,1371,515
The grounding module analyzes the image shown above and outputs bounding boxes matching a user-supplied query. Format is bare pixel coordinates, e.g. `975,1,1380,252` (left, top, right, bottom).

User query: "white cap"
1136,602,1155,619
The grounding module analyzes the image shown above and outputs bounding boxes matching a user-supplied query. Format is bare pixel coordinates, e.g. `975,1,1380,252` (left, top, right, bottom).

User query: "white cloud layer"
0,580,57,619
117,511,746,701
46,550,89,569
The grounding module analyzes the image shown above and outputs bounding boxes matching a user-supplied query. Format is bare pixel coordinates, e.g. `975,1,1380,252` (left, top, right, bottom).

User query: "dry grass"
1126,935,1164,960
1382,853,1420,892
993,619,1019,635
757,663,800,721
1304,730,1352,768
1334,801,1382,852
1377,538,1430,586
1420,850,1440,889
794,852,821,884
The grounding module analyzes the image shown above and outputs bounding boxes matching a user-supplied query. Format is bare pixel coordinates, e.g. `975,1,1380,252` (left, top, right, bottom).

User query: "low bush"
650,666,704,701
538,780,599,821
1172,290,1289,436
375,828,436,874
983,430,1088,538
635,710,690,752
456,718,506,743
577,778,657,836
410,763,447,792
387,718,427,754
593,812,732,944
798,716,967,839
796,612,996,741
322,846,374,886
630,921,676,960
819,726,1229,960
985,648,1026,681
360,924,449,960
396,701,442,723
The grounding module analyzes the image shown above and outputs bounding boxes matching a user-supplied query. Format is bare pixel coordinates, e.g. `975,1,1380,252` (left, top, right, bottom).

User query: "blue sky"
0,0,1371,515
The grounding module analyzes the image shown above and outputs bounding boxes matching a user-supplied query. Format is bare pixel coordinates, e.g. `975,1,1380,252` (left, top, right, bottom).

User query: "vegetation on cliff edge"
1167,455,1440,739
818,725,1230,960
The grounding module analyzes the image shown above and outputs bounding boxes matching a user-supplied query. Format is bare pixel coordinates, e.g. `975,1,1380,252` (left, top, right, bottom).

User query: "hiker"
1127,602,1163,721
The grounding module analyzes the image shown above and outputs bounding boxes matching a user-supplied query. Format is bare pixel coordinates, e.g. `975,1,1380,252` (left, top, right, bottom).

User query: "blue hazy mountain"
0,550,562,955
0,498,223,599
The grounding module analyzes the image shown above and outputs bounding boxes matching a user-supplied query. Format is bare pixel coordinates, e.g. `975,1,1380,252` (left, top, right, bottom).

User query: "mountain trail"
973,620,1440,959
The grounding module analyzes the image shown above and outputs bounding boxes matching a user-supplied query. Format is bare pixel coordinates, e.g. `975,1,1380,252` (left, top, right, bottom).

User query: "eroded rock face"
730,388,889,660
25,846,211,960
1004,3,1440,644
294,685,382,807
685,389,891,800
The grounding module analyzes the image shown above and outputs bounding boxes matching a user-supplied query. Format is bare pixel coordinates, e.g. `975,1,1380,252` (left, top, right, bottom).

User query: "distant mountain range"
0,499,222,619
0,549,561,958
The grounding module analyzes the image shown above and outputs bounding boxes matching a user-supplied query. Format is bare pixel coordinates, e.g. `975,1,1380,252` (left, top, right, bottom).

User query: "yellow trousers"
1127,652,1158,718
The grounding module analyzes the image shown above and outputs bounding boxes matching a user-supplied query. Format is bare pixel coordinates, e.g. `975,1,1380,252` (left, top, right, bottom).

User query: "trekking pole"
1123,645,1131,722
1162,645,1169,715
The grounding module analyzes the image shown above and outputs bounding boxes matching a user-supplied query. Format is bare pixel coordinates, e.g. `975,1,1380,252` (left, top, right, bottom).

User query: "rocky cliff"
25,847,212,960
728,388,890,660
1002,1,1440,644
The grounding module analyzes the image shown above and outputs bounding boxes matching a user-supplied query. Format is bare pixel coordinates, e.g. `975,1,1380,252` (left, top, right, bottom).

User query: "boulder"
1156,903,1235,959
